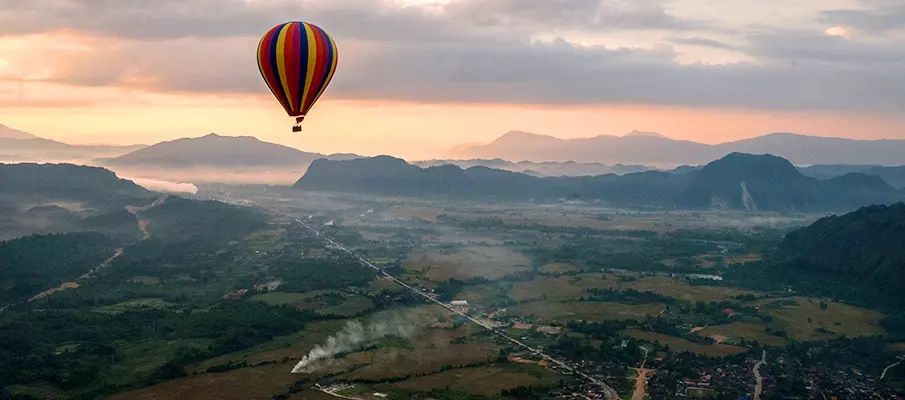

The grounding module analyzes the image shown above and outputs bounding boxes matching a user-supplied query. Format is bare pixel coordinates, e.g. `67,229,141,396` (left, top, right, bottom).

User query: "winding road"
881,361,900,380
753,350,766,400
631,347,653,400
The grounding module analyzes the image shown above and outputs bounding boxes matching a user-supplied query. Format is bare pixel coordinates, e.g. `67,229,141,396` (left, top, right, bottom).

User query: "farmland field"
403,247,532,282
696,322,788,347
511,301,665,323
747,296,886,341
624,329,747,357
392,364,559,395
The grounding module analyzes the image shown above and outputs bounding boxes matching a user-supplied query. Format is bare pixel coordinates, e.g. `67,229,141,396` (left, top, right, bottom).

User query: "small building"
450,300,468,306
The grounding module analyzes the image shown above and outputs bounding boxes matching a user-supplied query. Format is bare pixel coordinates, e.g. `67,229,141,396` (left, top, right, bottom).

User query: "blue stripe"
268,23,289,110
297,22,309,113
307,24,335,113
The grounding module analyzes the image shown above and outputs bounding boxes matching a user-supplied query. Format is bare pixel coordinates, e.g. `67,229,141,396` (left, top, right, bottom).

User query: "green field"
511,301,665,323
624,329,747,357
747,296,886,341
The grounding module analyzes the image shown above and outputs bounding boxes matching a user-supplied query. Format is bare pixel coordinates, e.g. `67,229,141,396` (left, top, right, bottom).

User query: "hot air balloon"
257,21,338,132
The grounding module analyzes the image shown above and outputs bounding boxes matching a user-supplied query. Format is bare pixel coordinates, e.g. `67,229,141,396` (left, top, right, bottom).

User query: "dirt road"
754,350,766,400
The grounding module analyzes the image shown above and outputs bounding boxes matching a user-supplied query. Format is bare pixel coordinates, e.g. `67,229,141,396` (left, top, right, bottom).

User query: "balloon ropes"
257,21,338,132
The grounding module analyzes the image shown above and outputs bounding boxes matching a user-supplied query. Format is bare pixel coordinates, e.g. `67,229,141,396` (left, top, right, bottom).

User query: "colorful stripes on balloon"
257,21,338,117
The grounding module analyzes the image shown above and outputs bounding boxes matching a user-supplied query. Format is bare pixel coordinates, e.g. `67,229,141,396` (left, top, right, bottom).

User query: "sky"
0,0,904,159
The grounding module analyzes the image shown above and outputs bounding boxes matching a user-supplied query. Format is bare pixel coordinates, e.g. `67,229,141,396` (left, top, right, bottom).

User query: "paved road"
882,361,900,380
753,350,766,400
287,213,620,400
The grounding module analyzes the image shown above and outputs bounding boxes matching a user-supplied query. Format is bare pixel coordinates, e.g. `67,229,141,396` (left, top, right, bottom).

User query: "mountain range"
444,130,905,166
295,153,904,212
97,133,358,168
0,124,145,161
412,159,651,177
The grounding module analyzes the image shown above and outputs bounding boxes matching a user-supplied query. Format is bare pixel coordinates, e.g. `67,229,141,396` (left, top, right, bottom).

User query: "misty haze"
2,1,905,400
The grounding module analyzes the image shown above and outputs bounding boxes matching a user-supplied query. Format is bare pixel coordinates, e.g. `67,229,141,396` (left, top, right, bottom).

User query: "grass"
623,329,747,357
318,295,374,317
108,363,300,400
538,263,580,274
335,340,502,381
747,296,886,341
92,298,178,314
696,322,788,347
888,343,905,352
104,338,215,387
511,301,665,324
509,274,616,302
403,247,532,282
250,291,327,310
722,253,762,265
392,364,559,396
508,274,759,303
618,276,760,303
129,276,161,285
192,320,348,373
250,291,373,316
387,206,445,222
456,285,507,305
289,389,339,399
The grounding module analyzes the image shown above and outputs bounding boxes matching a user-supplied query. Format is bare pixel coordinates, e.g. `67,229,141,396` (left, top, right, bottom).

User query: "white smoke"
262,279,283,291
290,316,418,374
123,176,198,194
740,181,758,211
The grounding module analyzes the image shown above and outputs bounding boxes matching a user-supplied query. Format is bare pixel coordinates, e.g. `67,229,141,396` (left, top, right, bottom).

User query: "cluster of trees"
582,288,675,305
0,300,312,395
0,232,117,304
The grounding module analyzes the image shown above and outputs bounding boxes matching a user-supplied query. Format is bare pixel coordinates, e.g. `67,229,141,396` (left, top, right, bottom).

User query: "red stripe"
303,24,330,114
259,25,292,114
284,22,301,114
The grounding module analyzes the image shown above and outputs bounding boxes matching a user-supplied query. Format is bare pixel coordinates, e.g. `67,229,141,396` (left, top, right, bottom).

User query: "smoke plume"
290,316,418,374
124,176,199,194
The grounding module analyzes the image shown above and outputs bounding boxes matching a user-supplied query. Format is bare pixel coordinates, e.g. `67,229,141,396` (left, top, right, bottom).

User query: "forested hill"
295,153,903,212
780,202,905,301
725,202,905,311
139,196,268,241
0,163,152,203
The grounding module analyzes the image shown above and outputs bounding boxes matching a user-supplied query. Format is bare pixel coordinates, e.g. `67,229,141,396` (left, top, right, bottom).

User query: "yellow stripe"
275,24,294,114
301,23,318,115
310,32,338,111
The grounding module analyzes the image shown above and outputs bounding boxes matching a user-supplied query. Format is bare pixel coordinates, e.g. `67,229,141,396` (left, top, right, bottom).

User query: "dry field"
403,247,531,282
511,301,664,323
624,329,747,357
109,363,300,400
696,322,788,347
392,365,554,395
747,296,886,341
509,274,760,303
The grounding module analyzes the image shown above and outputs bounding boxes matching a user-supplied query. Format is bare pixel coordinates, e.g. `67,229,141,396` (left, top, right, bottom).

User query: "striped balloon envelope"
257,21,338,132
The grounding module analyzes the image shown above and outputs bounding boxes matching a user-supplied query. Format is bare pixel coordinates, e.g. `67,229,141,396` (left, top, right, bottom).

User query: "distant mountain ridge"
295,153,903,212
799,165,905,188
445,130,905,166
413,158,652,177
99,133,357,168
0,124,145,161
0,124,37,139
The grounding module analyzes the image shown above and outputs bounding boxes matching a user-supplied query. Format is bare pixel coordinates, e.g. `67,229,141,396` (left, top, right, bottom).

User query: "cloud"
745,29,905,65
0,0,903,114
667,36,740,51
820,3,905,34
443,0,703,31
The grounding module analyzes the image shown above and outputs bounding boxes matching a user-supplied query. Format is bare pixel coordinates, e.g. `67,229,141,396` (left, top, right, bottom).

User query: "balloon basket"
292,125,302,132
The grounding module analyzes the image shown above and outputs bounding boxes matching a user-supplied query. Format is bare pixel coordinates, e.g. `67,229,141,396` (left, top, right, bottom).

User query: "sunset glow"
1,0,904,158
